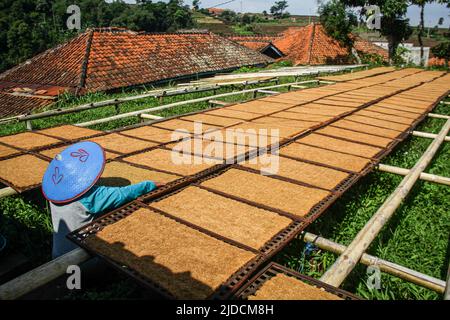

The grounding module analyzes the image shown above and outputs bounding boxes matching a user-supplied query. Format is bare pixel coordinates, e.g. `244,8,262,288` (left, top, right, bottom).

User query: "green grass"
0,190,52,266
0,70,312,136
275,103,450,300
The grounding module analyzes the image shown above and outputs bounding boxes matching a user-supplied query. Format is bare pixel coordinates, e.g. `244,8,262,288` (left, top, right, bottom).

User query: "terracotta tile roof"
0,32,90,90
352,35,388,61
0,92,53,118
428,57,446,67
273,26,316,65
208,8,226,15
227,35,285,59
0,28,272,118
273,23,388,65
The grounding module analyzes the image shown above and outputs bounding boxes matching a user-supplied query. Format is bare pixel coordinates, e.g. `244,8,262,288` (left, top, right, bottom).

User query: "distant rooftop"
273,23,388,65
0,28,272,118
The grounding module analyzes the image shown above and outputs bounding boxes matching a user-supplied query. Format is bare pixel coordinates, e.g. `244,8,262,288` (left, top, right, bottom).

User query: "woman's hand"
154,181,166,188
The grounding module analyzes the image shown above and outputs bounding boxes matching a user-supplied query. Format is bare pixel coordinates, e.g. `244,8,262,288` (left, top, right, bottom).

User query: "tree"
270,1,289,19
318,0,357,48
411,1,449,66
219,9,237,23
0,0,195,73
341,0,412,64
192,0,200,11
241,14,254,25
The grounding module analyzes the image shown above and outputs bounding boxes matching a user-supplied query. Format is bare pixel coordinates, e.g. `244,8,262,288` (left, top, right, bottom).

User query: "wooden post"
320,119,450,287
159,91,166,104
303,232,445,293
26,120,33,131
0,248,90,300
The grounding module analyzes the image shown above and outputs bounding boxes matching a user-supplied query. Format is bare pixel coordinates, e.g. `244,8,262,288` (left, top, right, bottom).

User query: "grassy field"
0,63,318,137
0,67,448,300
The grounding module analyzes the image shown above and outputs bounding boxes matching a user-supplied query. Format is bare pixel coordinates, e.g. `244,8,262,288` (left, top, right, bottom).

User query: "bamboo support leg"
445,264,450,300
377,164,450,186
0,187,17,199
0,248,90,300
428,113,450,120
412,131,450,141
320,119,450,287
303,232,445,293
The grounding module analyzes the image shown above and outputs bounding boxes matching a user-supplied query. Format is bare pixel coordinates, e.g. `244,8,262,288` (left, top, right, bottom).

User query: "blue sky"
117,0,450,28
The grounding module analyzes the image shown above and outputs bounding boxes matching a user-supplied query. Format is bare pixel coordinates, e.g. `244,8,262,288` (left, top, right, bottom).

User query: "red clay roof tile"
0,29,273,118
0,93,53,118
273,23,388,66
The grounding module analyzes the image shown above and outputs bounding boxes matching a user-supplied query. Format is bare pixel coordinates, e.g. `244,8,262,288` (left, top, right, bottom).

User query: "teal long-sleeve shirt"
79,181,157,215
50,181,157,258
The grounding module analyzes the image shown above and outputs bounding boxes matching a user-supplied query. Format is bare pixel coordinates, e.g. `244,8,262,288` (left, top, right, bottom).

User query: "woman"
42,141,163,258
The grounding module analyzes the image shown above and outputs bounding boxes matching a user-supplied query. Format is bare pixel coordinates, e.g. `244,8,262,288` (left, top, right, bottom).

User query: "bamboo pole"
428,113,450,120
412,130,450,141
0,248,90,300
377,164,450,186
320,119,450,287
291,85,308,89
140,114,163,120
0,65,360,125
303,232,445,293
3,85,218,125
177,65,362,84
256,89,279,95
208,100,231,106
0,187,17,199
318,80,336,84
75,81,318,128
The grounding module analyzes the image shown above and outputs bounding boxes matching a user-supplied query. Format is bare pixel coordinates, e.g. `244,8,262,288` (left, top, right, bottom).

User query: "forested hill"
0,0,194,73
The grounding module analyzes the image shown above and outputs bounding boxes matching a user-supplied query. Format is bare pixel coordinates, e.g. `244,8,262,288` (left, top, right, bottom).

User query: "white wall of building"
374,42,430,66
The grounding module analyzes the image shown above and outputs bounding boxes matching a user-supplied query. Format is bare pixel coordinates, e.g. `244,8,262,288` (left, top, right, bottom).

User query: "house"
227,36,285,59
0,28,272,118
208,8,226,16
374,42,430,66
273,23,388,66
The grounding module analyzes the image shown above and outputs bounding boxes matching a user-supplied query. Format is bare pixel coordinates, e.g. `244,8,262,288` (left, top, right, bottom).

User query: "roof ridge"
307,23,316,65
0,32,89,82
76,29,94,95
88,27,213,36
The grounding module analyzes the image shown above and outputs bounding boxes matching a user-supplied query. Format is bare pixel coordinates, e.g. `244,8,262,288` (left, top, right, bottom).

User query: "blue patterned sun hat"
42,141,105,203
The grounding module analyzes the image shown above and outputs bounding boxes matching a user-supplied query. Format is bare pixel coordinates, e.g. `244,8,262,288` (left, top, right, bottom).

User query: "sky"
118,0,450,28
